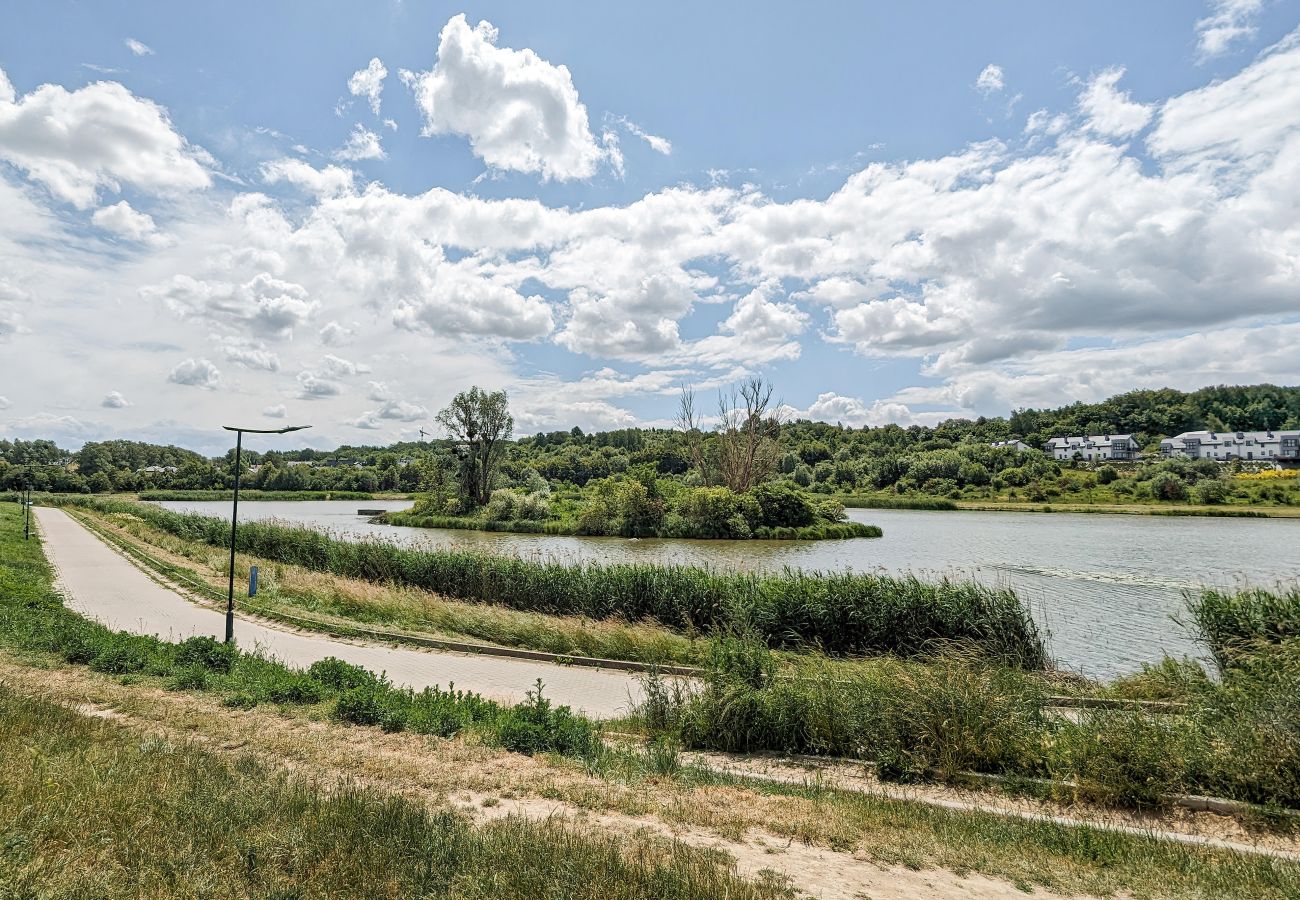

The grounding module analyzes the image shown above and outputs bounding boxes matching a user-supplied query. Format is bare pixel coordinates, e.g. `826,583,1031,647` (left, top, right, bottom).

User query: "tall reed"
63,497,1048,667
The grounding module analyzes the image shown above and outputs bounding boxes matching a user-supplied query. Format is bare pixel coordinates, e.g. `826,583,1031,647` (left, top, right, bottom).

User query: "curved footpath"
33,506,643,718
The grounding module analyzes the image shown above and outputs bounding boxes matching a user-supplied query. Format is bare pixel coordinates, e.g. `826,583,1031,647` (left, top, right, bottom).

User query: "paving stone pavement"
33,506,644,718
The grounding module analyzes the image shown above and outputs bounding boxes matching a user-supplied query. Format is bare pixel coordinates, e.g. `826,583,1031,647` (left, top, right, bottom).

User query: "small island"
383,384,879,540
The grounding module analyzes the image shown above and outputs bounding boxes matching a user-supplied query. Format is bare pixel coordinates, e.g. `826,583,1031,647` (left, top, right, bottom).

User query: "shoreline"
837,495,1300,518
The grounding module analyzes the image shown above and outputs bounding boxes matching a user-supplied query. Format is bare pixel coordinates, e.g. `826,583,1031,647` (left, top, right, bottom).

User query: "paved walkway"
33,507,643,718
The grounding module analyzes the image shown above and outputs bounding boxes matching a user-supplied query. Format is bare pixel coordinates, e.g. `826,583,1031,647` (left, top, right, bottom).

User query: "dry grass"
2,653,1297,900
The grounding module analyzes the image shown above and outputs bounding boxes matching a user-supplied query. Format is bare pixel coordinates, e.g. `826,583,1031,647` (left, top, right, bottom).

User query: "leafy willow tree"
436,386,514,507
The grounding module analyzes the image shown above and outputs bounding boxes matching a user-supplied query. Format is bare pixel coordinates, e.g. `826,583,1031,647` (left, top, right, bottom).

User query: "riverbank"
838,493,1300,517
137,489,413,502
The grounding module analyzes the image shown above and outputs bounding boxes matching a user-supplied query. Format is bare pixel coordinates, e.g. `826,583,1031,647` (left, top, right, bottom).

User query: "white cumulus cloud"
168,358,221,389
125,38,154,56
975,64,1005,95
0,68,210,207
333,124,385,161
401,14,609,180
347,57,388,115
91,200,164,243
1078,67,1152,137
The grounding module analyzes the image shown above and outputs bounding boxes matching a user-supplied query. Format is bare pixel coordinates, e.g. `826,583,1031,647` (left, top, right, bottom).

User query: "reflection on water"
154,500,1300,679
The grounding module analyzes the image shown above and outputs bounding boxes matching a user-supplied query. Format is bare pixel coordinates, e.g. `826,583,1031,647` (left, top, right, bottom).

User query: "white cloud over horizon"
1,17,1300,453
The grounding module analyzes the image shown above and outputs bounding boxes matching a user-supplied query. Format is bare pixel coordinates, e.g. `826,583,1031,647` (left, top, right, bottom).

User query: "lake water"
154,499,1300,678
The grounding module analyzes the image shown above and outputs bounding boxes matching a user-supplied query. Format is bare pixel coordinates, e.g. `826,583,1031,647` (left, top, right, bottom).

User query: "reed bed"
1188,584,1300,669
62,497,1047,667
636,583,1300,811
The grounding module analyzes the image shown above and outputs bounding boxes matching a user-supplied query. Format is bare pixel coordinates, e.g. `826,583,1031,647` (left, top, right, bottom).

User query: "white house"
1044,435,1137,462
990,440,1031,452
1160,430,1300,463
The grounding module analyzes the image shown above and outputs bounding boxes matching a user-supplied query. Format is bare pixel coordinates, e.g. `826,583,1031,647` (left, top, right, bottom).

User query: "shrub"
747,481,815,528
264,672,326,705
308,656,378,690
88,632,167,675
1193,478,1229,505
494,680,599,757
168,663,210,691
334,678,408,731
675,487,758,539
174,635,237,673
1149,472,1189,502
1096,465,1119,485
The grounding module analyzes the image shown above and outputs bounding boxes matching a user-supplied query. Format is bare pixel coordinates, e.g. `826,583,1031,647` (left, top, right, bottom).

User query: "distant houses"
1161,430,1300,463
990,439,1031,452
1044,435,1137,462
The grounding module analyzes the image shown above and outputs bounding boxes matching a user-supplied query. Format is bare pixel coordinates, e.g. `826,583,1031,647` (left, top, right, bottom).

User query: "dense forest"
3,385,1298,510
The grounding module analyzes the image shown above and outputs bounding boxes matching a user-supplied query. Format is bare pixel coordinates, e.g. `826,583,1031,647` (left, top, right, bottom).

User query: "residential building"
1044,434,1137,462
989,440,1031,452
1160,430,1300,462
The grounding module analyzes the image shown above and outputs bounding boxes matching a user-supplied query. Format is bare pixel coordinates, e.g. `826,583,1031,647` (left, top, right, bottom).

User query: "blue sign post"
248,565,259,598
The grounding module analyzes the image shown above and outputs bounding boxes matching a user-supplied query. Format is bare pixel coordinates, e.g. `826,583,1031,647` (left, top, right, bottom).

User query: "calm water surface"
155,499,1300,678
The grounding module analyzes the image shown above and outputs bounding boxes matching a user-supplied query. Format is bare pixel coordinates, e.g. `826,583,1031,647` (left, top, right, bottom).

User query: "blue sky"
1,1,1299,453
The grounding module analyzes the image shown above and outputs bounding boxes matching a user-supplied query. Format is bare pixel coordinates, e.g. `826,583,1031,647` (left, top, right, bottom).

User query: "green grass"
0,688,789,899
57,497,1047,667
0,502,601,757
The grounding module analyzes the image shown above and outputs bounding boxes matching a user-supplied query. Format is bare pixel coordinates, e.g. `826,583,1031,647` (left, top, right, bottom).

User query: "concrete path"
33,507,643,718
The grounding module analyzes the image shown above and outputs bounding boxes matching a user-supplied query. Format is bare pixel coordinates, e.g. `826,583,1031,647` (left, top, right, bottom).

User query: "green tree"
748,480,815,527
436,386,514,507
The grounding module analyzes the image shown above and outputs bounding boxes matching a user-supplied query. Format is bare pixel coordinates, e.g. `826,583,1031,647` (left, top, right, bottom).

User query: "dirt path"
33,506,643,718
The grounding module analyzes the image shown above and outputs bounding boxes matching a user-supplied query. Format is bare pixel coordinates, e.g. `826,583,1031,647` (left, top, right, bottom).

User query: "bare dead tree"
675,385,711,485
716,377,784,492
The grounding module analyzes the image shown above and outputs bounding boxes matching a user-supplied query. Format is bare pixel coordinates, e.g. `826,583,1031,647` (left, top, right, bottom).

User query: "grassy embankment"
58,496,1045,669
0,698,774,898
7,502,1300,897
630,584,1300,812
0,505,603,754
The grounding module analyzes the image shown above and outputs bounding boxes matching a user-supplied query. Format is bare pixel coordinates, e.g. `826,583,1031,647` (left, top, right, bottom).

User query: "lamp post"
222,424,310,643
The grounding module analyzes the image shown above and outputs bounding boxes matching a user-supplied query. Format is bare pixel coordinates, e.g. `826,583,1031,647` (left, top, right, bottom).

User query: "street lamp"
221,424,310,643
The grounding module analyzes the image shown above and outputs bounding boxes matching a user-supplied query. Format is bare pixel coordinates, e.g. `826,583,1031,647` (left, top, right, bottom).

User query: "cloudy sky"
1,1,1299,454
